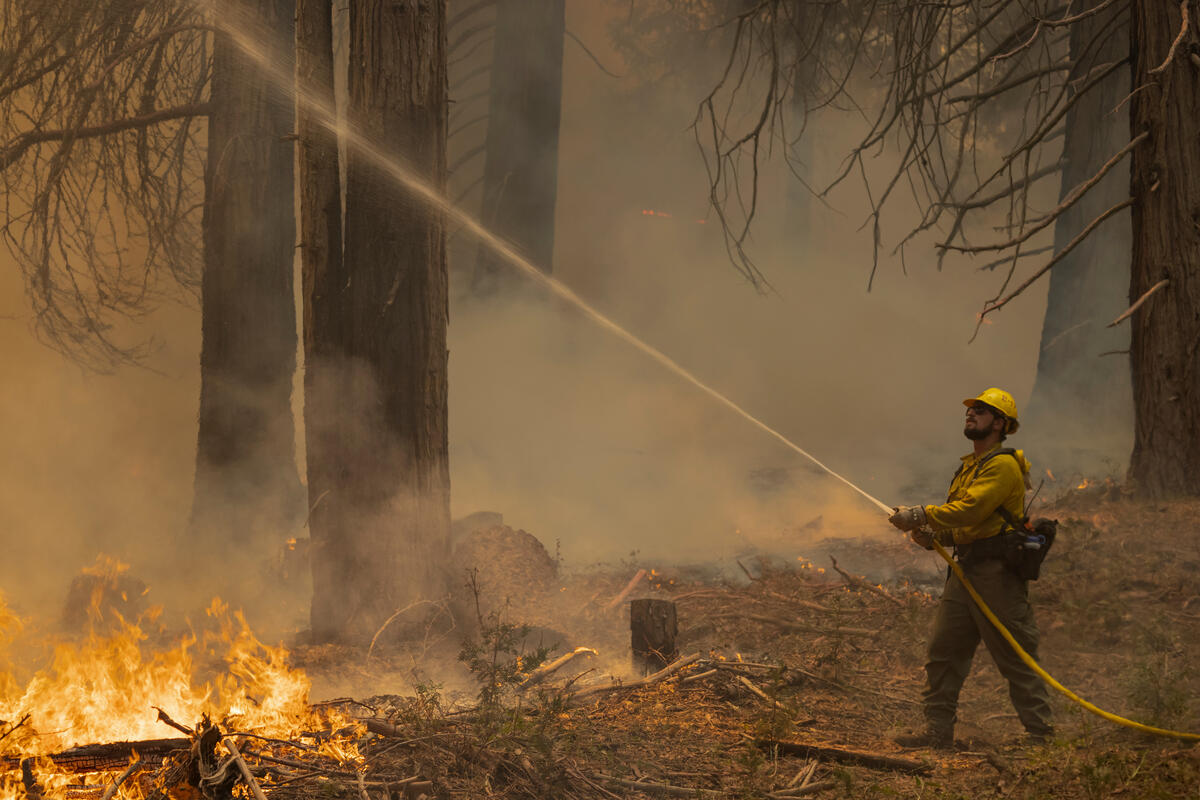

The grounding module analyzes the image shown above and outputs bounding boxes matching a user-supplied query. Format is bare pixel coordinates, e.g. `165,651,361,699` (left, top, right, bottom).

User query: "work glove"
910,528,953,551
888,505,927,532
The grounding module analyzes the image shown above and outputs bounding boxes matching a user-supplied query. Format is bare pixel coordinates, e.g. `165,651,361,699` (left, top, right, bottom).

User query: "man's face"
964,403,1000,441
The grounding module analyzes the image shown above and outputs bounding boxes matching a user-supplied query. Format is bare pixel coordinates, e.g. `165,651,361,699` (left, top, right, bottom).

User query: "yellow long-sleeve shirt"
923,444,1031,545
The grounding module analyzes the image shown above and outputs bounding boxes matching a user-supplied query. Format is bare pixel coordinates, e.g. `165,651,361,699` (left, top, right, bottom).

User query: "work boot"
893,728,954,750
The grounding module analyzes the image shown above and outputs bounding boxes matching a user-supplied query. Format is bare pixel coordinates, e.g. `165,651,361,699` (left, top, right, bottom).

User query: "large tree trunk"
193,0,301,562
308,0,451,643
1127,0,1200,498
1024,1,1133,474
470,0,565,294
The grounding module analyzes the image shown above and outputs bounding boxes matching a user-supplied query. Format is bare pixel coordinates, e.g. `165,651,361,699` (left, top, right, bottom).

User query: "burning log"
630,599,677,675
0,739,189,774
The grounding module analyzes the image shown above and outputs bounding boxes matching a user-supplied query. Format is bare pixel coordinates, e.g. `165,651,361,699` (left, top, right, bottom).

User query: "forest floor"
274,487,1200,800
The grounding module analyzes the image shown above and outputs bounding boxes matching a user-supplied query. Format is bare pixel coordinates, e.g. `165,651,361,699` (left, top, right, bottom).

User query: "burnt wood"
630,599,677,675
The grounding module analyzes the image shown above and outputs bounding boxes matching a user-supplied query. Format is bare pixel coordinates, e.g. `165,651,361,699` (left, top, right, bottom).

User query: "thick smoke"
0,0,1059,639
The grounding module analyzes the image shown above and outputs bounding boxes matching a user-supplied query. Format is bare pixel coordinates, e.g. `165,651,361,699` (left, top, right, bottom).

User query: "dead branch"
977,245,1054,272
221,737,267,800
679,668,719,684
977,197,1135,323
0,102,212,170
757,739,931,775
0,714,30,745
769,782,838,798
570,652,703,703
605,569,646,611
940,132,1147,256
100,759,144,800
520,646,598,688
1109,279,1169,327
829,556,902,606
590,772,724,798
737,675,785,709
1149,1,1190,74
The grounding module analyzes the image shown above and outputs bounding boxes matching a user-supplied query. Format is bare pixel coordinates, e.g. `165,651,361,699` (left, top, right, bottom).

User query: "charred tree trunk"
470,0,564,294
193,0,301,558
308,0,451,643
1127,0,1200,498
1024,1,1133,474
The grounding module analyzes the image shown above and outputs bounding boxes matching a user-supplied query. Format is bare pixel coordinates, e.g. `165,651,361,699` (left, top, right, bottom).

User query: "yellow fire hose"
930,539,1200,741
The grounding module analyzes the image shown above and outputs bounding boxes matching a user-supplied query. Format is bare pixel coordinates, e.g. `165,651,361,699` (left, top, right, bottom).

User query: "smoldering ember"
2,1,1200,799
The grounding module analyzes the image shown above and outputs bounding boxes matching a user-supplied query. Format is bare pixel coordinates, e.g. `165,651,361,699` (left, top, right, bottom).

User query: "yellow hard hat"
963,387,1019,433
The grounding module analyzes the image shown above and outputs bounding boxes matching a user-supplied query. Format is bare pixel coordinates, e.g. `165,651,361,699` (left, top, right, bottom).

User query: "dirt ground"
272,489,1200,799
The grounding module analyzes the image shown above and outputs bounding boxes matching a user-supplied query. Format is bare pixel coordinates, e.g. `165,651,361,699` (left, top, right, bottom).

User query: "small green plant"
458,569,552,734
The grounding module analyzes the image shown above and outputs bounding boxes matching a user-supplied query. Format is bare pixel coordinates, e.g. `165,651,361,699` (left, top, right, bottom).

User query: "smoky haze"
0,0,1052,634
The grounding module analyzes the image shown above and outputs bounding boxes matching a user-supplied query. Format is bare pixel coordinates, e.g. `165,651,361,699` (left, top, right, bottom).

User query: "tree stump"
630,599,677,675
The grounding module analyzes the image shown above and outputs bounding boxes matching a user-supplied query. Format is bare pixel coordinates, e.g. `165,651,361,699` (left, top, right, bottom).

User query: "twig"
222,738,268,800
520,646,598,688
605,569,647,611
787,758,816,788
0,715,30,745
1109,279,1169,327
356,769,371,800
564,29,623,78
366,599,440,660
99,760,142,800
828,557,903,606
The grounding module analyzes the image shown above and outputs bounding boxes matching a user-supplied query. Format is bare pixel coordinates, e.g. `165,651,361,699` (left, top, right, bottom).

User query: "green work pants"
922,558,1053,736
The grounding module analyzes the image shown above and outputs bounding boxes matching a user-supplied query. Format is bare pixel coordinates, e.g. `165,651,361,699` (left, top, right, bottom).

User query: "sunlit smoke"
188,0,894,517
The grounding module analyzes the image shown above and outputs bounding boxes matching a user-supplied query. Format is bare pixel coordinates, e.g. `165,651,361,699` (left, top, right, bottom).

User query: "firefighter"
887,388,1053,749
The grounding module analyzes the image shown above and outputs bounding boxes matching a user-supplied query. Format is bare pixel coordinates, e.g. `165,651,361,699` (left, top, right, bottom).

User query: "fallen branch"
590,772,723,798
99,759,143,800
605,569,647,611
829,556,903,606
769,781,837,798
787,759,817,789
757,739,931,775
570,653,702,703
738,676,785,709
222,737,268,800
521,646,598,688
679,668,719,684
1109,279,1169,327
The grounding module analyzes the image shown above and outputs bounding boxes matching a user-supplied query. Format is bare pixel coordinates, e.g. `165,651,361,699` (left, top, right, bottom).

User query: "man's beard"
963,424,992,441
